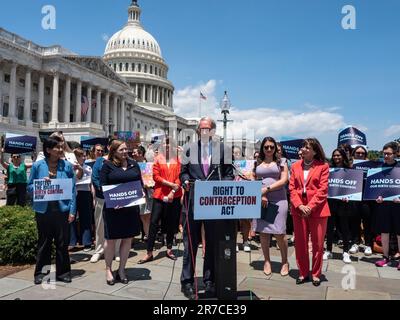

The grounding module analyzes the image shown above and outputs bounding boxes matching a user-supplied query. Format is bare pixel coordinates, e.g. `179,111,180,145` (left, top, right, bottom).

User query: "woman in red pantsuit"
289,138,330,287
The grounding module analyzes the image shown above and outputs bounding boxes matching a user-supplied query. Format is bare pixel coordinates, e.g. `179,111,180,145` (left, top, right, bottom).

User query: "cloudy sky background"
1,0,399,152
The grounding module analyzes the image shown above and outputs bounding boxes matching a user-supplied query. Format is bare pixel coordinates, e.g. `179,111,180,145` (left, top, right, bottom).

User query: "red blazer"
289,160,331,218
152,154,183,200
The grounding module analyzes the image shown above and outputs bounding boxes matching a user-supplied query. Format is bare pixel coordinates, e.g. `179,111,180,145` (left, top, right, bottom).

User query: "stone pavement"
1,237,400,300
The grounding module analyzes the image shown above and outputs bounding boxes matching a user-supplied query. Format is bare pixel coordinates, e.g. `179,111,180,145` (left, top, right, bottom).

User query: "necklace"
304,159,314,166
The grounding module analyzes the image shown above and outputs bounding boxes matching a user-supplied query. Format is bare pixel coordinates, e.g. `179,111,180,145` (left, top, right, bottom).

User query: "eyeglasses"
95,149,104,153
384,152,394,156
355,152,366,155
264,145,275,151
12,156,21,159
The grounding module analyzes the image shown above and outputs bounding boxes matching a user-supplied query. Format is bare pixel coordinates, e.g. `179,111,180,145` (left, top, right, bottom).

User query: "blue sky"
1,0,399,152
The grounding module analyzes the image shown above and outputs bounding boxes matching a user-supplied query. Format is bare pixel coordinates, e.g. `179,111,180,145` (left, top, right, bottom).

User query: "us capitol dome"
104,0,175,115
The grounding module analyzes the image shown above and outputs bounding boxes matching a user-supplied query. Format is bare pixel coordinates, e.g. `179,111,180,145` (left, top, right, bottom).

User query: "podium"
194,180,262,300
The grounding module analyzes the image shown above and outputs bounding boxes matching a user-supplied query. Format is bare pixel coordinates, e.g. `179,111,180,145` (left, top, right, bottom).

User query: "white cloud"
384,125,400,137
174,80,347,142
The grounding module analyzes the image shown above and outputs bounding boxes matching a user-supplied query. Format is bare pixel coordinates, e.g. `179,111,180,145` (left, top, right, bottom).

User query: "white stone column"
105,91,110,135
113,95,118,132
38,74,45,123
170,91,173,108
135,84,138,102
0,64,3,115
75,81,82,122
120,98,125,131
86,85,92,123
156,87,159,105
96,89,102,124
24,69,32,126
50,72,59,125
8,63,17,121
150,85,153,104
130,105,134,130
63,76,71,123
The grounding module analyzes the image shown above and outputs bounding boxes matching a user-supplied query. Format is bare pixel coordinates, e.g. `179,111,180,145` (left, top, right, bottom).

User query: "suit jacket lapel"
305,162,317,186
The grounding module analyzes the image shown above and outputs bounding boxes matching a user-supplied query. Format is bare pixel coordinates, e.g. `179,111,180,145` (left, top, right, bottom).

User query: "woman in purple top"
253,137,289,277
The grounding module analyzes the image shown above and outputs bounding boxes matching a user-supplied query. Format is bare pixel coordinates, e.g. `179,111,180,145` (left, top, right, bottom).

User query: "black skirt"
103,206,141,240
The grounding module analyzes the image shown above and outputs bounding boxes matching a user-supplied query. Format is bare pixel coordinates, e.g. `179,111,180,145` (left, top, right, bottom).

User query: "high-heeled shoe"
280,263,290,277
312,278,321,287
296,276,309,285
116,272,129,284
166,251,177,261
106,275,115,286
138,255,154,264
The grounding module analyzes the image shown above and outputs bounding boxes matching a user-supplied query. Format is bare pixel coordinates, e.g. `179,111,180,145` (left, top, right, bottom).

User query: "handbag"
261,203,279,224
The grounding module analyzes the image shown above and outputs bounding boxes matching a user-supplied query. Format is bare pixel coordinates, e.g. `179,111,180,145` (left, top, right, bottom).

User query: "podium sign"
194,181,262,220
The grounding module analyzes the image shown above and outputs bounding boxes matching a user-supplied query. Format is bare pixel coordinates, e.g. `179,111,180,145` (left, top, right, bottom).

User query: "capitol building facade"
0,0,197,144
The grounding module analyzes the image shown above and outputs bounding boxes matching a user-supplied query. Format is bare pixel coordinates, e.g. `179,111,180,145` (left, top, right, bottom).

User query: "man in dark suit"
180,117,234,300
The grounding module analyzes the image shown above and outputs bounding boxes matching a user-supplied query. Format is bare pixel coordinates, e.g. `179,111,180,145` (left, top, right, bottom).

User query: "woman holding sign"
253,137,290,277
139,138,182,264
324,148,354,264
374,142,400,269
1,150,32,206
28,136,76,285
100,140,142,285
289,138,330,286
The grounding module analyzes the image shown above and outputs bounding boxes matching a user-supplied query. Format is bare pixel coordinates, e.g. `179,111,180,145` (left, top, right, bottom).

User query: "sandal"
138,255,154,264
166,251,177,261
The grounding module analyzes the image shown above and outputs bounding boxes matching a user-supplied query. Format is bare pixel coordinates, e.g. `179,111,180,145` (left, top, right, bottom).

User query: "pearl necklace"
303,159,314,166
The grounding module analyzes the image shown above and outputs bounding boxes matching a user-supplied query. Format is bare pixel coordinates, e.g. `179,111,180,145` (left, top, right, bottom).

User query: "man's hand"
172,183,180,192
68,214,75,223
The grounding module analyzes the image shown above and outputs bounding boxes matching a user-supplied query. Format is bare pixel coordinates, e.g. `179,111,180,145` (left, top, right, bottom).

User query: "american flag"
200,92,207,100
81,96,89,116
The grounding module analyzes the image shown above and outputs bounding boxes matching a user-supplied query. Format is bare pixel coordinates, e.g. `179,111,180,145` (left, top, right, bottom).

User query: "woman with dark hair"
374,142,400,269
28,136,76,285
100,140,142,285
324,148,354,264
0,150,32,206
289,138,330,286
349,146,374,256
253,137,289,277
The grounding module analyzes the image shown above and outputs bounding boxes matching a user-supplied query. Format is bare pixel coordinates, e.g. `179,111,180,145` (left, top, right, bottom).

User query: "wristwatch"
266,186,271,192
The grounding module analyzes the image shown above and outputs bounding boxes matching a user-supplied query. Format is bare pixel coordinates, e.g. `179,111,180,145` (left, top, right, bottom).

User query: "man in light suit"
180,117,234,300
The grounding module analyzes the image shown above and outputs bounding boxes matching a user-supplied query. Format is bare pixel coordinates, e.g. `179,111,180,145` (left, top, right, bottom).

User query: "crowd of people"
1,120,400,299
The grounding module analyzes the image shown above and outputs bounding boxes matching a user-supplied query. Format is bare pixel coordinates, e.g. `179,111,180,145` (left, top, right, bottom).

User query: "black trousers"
34,211,71,277
6,183,27,206
352,201,374,247
326,215,351,253
180,194,216,285
147,198,182,251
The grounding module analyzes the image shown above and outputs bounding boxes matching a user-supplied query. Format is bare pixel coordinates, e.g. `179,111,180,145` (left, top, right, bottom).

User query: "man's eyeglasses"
264,145,275,151
12,156,21,159
384,152,394,156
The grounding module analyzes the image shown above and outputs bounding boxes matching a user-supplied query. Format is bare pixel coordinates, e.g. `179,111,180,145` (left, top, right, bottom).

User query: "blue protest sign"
193,181,262,220
363,167,400,201
328,168,364,201
102,180,145,209
352,160,382,174
4,133,37,154
80,136,108,151
338,126,367,148
279,139,304,160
